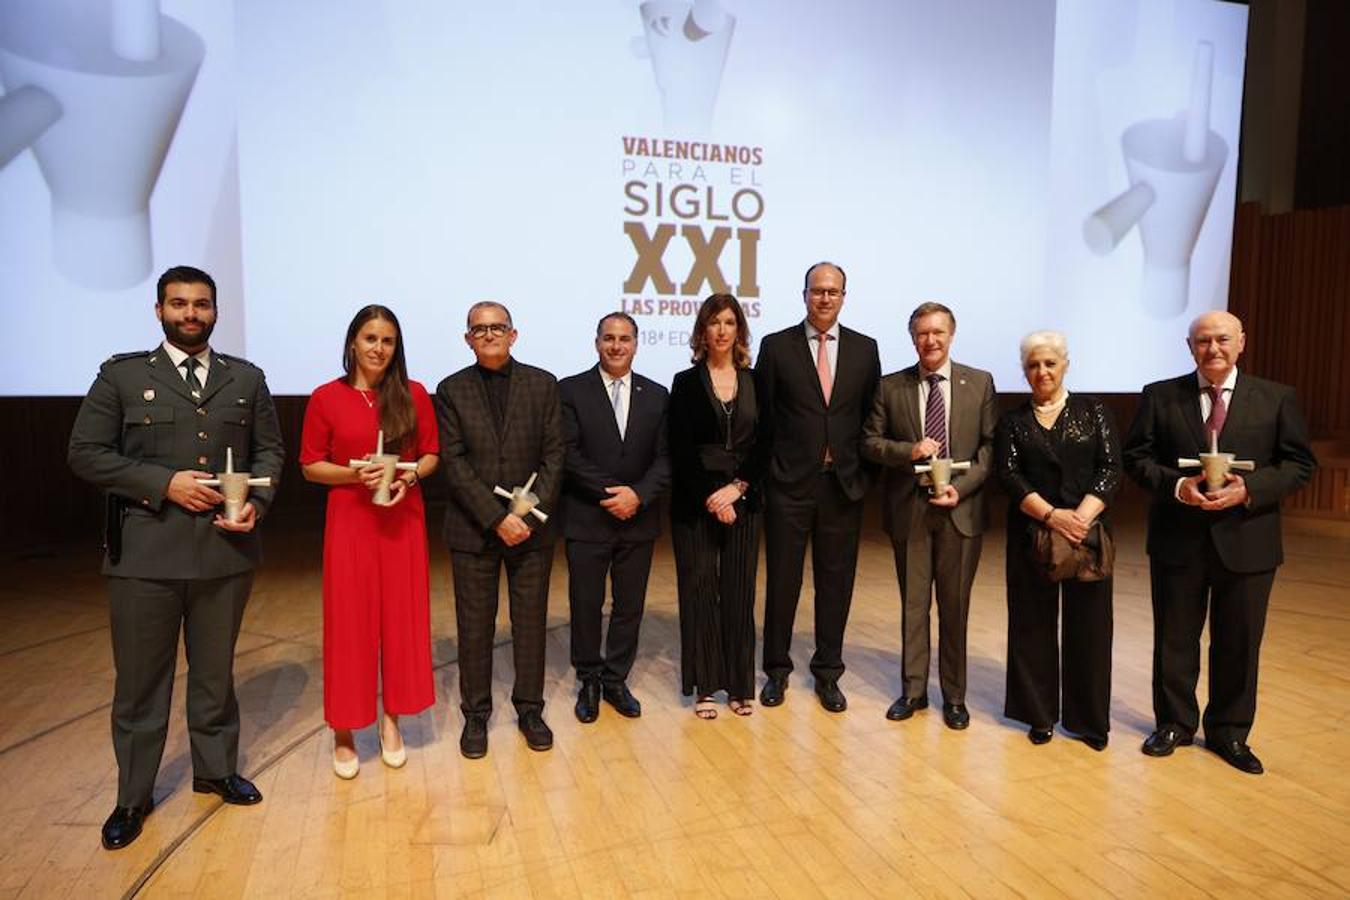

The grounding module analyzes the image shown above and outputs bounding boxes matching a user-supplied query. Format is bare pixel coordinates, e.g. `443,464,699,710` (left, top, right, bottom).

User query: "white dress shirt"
601,369,631,438
917,358,953,439
161,341,211,389
804,320,840,379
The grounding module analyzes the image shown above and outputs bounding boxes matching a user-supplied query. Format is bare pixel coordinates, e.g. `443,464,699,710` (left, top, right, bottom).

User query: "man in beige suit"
862,302,996,729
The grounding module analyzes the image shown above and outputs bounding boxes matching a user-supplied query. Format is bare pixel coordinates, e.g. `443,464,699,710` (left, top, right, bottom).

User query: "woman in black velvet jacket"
995,330,1121,750
668,294,766,719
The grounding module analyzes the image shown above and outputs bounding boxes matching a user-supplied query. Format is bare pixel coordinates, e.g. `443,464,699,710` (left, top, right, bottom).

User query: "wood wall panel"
1228,201,1350,519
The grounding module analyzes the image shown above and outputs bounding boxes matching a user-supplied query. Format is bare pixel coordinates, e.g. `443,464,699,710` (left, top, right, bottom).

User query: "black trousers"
1004,552,1113,741
672,511,760,698
450,547,553,718
762,472,863,682
107,572,253,808
1150,540,1275,744
565,538,655,685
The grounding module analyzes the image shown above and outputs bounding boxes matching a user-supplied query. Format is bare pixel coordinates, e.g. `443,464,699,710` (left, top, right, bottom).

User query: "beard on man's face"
161,316,215,350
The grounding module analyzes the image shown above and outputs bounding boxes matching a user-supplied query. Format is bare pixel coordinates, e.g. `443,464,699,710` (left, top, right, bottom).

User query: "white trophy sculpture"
915,457,971,494
494,471,549,524
348,429,416,506
1178,430,1254,493
0,0,203,289
196,447,272,524
1083,41,1228,318
632,0,735,136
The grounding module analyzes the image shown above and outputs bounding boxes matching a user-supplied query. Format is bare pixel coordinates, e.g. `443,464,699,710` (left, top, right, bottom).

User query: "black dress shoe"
942,703,970,730
101,800,153,850
760,675,787,707
192,774,262,805
602,682,642,718
885,696,928,721
574,680,600,724
1141,725,1194,757
460,715,488,759
1028,726,1054,745
815,679,847,713
1080,735,1108,752
1206,739,1264,775
518,710,554,752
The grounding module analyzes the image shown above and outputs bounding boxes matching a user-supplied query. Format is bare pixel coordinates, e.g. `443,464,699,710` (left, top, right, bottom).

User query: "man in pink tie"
754,262,881,712
1123,310,1316,775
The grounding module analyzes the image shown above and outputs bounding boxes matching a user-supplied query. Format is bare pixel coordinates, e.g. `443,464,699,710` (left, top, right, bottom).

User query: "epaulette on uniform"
213,352,257,370
102,351,151,368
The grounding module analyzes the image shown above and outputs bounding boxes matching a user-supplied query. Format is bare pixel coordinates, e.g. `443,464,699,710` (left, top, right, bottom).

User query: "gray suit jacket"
434,360,564,553
67,347,285,579
861,361,996,539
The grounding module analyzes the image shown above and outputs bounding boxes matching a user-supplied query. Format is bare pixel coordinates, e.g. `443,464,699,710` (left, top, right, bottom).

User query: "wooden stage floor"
1,507,1348,899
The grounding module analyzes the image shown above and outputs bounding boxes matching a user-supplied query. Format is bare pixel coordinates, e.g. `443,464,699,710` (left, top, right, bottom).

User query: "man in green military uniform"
68,266,285,850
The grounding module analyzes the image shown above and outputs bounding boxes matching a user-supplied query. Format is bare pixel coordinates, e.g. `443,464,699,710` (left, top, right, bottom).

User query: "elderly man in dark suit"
68,266,283,851
435,301,564,758
1123,310,1315,774
862,302,996,729
755,261,881,712
559,312,670,723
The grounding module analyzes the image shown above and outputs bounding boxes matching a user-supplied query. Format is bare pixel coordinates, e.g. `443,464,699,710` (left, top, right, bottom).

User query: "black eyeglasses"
468,323,512,339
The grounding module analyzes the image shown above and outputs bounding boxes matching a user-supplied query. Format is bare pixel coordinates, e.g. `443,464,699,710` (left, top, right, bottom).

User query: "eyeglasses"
468,322,512,339
807,288,843,300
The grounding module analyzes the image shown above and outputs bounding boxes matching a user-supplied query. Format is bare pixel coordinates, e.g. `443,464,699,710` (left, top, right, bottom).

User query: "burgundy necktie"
1206,384,1227,440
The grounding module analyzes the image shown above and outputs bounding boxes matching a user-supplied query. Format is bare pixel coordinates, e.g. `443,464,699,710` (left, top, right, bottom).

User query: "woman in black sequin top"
994,331,1121,750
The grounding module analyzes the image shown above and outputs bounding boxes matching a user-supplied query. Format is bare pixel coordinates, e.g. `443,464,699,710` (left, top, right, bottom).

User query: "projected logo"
620,1,762,346
631,0,735,136
0,0,203,290
1083,41,1227,319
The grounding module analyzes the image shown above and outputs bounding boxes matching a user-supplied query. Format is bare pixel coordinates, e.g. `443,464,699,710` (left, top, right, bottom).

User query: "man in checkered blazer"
434,301,564,758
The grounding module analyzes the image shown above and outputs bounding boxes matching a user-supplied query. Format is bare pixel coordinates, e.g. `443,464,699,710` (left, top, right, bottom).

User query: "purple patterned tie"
924,373,948,458
1206,384,1227,441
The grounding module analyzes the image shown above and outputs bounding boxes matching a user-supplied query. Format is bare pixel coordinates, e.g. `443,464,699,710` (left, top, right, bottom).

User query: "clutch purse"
1030,521,1114,582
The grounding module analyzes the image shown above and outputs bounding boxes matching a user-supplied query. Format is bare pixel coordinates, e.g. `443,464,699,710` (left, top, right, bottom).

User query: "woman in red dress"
300,305,440,778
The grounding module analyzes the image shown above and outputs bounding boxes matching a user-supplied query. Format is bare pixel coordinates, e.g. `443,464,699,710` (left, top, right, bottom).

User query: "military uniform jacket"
67,347,285,579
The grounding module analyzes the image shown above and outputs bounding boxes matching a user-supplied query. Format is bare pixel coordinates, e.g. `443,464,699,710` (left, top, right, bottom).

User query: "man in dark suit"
861,302,996,729
1123,310,1315,774
68,266,283,850
755,261,881,711
435,301,564,758
559,312,670,722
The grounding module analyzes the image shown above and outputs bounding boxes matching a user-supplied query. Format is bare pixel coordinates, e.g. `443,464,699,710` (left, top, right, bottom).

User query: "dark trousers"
1004,556,1113,741
892,507,981,703
762,472,863,682
107,572,253,808
565,538,655,685
1150,540,1274,744
671,511,761,698
450,547,552,718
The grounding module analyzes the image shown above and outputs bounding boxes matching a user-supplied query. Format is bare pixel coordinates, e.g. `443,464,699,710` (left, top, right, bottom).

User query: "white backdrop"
0,0,1248,395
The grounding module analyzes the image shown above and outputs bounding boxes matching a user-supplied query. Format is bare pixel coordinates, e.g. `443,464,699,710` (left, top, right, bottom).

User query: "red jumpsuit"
300,379,437,729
